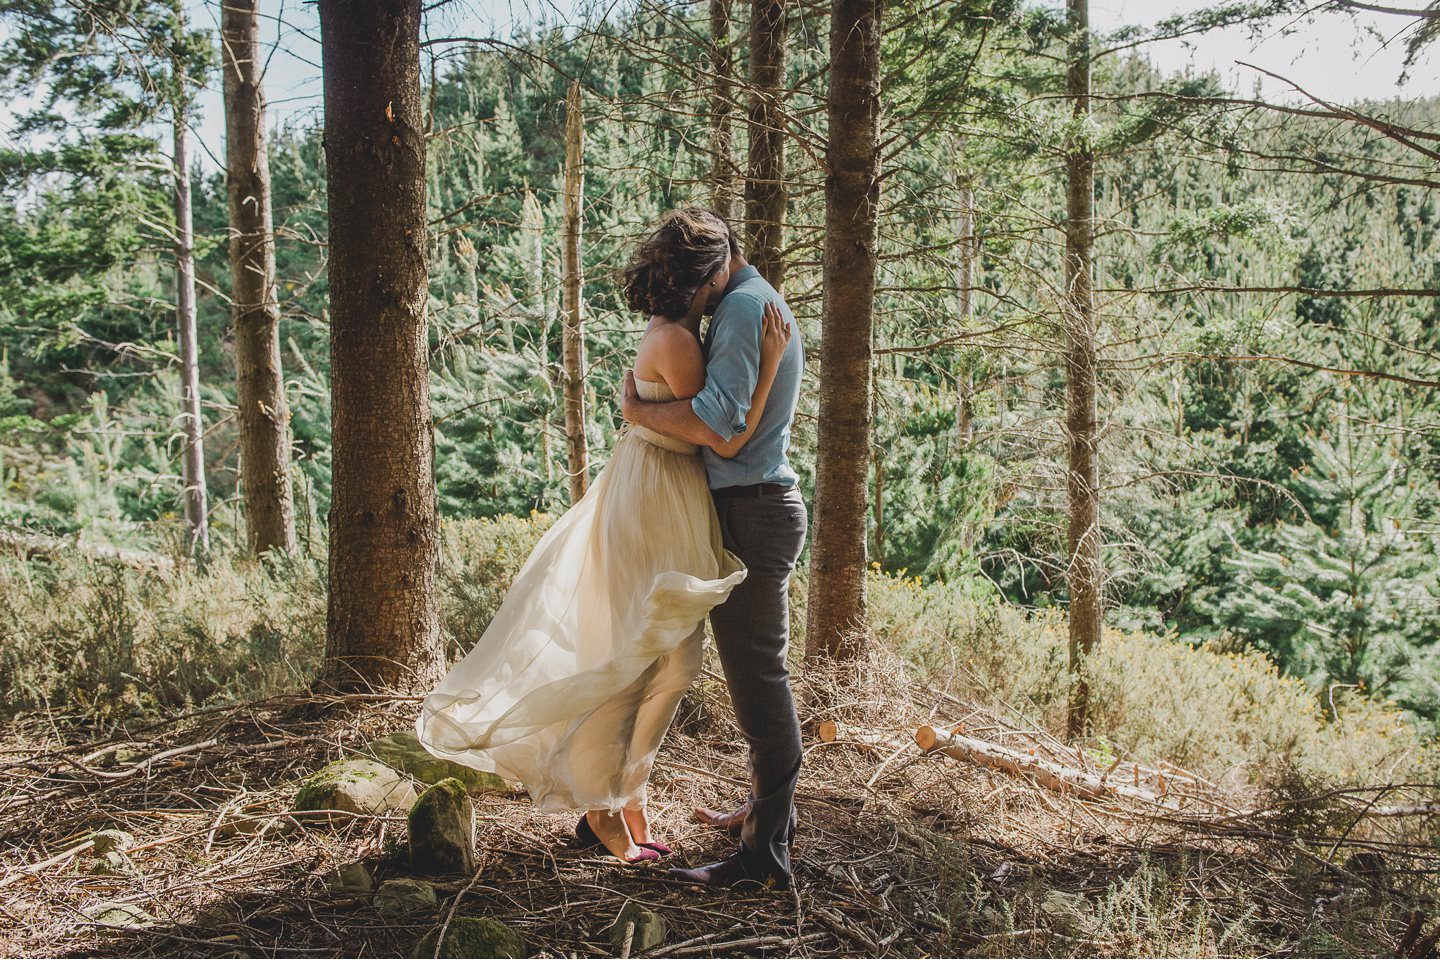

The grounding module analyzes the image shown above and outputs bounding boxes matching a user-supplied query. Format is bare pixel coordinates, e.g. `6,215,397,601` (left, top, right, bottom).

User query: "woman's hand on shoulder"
760,302,791,372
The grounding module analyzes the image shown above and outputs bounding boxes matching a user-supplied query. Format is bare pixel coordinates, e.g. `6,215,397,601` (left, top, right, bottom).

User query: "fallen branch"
915,725,1169,807
1368,801,1440,818
653,931,828,957
0,837,96,890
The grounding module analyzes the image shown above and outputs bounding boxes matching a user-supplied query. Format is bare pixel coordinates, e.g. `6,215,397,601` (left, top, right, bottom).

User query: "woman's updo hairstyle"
623,207,736,319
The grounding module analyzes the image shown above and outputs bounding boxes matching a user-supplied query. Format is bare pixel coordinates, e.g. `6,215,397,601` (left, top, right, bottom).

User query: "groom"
621,219,806,890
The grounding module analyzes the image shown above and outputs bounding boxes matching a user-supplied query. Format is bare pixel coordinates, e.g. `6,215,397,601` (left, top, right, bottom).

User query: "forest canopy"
0,0,1437,727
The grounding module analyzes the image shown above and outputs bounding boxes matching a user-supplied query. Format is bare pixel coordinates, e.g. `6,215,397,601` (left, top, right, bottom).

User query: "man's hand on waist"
620,369,641,426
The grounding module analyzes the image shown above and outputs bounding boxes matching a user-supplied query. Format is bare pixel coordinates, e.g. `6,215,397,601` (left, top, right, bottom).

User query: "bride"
416,208,792,863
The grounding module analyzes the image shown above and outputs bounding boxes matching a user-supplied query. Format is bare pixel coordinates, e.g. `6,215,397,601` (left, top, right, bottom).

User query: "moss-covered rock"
323,861,375,894
82,902,152,927
375,877,438,915
293,759,416,823
99,745,145,768
88,850,139,877
406,778,476,875
410,917,525,958
608,899,667,954
90,829,135,854
364,732,509,794
216,807,295,842
1040,890,1090,934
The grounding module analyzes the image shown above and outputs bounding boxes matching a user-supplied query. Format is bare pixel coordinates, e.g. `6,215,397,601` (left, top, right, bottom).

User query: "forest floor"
1,655,1436,958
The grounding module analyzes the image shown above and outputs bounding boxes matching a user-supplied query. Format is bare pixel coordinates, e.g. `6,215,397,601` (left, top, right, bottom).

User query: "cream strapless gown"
415,378,747,813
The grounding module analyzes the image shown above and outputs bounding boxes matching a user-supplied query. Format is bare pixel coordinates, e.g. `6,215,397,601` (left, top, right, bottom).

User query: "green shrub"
867,569,1437,788
0,515,551,717
438,513,553,661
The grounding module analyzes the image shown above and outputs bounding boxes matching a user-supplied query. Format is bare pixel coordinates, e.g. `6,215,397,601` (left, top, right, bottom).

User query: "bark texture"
173,89,209,563
520,190,554,482
709,0,738,220
1063,0,1102,738
317,0,443,693
222,0,295,556
745,0,787,288
804,0,881,664
954,150,976,452
561,81,590,503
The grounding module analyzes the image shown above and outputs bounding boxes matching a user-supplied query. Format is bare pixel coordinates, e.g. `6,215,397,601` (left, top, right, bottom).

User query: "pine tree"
1223,398,1440,716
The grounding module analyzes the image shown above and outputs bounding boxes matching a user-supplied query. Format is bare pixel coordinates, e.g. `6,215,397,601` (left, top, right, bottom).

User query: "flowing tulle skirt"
415,429,746,813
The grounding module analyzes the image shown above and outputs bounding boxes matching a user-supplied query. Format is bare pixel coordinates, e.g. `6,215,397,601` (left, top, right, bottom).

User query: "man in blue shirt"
621,228,807,890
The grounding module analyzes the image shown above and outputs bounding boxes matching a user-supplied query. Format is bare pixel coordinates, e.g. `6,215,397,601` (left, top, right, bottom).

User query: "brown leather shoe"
693,802,750,833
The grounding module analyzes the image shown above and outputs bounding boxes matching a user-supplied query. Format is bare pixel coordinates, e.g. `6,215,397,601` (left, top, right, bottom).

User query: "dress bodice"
635,377,678,403
632,378,699,455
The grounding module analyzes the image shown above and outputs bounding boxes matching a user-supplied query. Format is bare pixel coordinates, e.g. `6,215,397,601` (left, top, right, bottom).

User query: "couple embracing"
416,207,808,890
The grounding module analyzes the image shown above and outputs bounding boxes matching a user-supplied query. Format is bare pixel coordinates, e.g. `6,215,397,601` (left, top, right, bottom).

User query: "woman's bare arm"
710,303,790,459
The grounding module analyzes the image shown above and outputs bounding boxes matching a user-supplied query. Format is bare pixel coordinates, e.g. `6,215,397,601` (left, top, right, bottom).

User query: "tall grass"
0,515,551,717
866,569,1436,788
0,516,1433,792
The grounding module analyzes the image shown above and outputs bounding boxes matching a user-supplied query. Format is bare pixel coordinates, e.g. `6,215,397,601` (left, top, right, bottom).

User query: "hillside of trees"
3,1,1438,723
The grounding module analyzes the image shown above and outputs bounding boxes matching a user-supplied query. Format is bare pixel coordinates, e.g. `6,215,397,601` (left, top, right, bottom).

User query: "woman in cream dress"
416,209,791,862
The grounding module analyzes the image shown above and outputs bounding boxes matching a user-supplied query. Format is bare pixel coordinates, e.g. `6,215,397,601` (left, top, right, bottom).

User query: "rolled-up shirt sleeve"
690,292,764,443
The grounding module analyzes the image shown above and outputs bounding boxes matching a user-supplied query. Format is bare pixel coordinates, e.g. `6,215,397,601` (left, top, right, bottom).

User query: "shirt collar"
720,264,759,301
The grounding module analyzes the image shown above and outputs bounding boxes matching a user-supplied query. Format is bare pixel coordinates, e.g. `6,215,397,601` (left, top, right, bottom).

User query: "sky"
6,0,1440,171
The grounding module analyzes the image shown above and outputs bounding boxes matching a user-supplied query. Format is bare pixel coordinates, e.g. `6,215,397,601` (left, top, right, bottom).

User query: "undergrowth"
0,514,1434,797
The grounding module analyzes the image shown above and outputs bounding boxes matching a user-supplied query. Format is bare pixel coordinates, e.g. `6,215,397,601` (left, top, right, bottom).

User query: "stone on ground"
609,899,667,954
1040,890,1091,933
375,877,439,915
410,917,525,958
82,902,152,927
364,732,509,794
323,861,375,894
216,807,294,841
406,778,476,875
90,829,134,854
99,745,145,768
293,759,417,823
88,850,139,877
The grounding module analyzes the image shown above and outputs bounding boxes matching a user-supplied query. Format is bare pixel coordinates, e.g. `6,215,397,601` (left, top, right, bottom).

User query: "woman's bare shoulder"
648,320,701,350
633,319,701,381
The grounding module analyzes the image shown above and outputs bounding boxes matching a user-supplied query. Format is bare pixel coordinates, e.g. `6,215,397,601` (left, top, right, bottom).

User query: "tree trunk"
745,0,787,288
561,81,589,503
804,0,881,664
520,190,552,483
222,0,296,557
172,87,209,564
709,0,738,221
954,154,976,452
316,0,442,693
871,446,884,564
1063,0,1102,739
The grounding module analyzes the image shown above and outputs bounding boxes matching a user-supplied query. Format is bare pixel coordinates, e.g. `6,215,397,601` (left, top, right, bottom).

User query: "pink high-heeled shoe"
574,815,661,863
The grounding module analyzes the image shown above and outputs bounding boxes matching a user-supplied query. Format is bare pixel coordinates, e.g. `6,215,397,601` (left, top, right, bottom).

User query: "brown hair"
622,207,736,319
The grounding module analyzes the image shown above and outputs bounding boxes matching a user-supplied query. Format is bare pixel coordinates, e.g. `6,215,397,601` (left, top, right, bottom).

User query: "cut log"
816,720,894,747
916,725,1165,806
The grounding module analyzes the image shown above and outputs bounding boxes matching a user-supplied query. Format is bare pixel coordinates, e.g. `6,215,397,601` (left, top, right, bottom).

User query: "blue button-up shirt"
690,266,803,490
